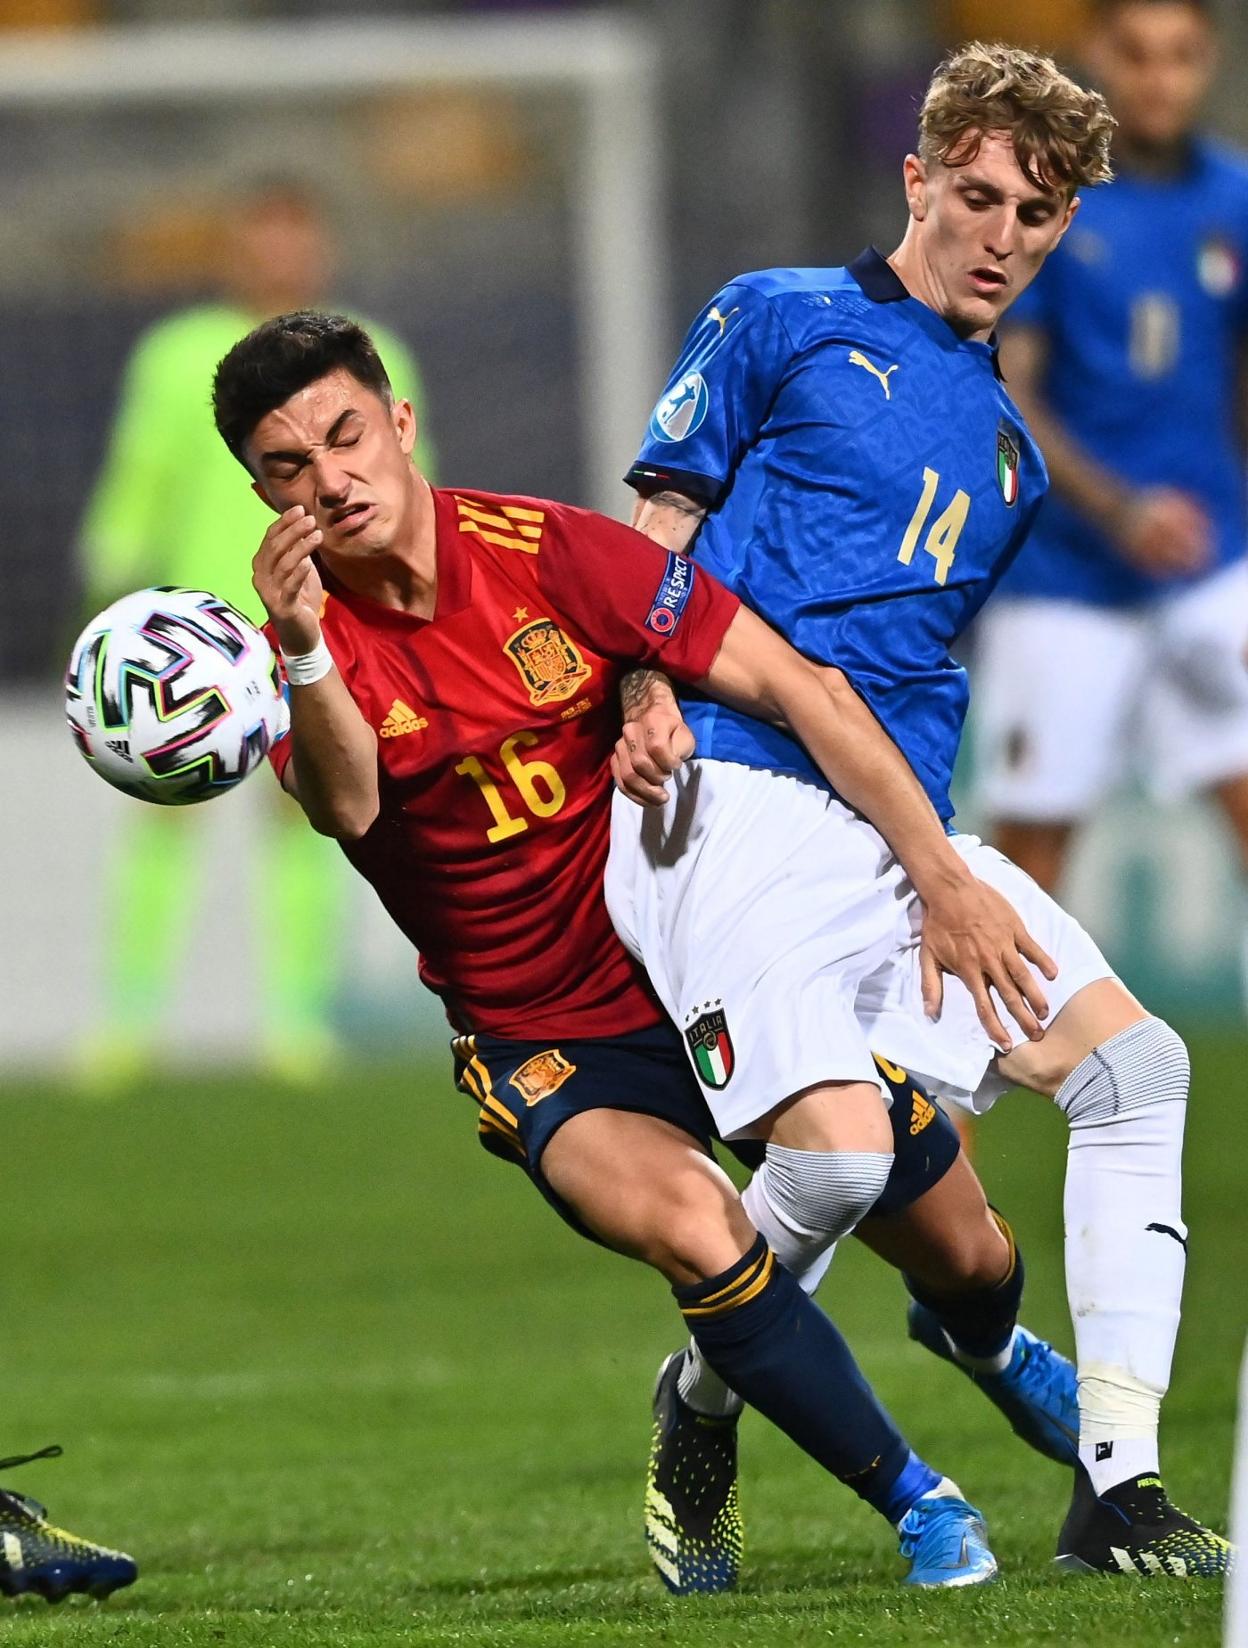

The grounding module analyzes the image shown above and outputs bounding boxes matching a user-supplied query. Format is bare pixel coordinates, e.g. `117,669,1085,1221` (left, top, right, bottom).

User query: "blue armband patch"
645,551,695,636
649,371,710,443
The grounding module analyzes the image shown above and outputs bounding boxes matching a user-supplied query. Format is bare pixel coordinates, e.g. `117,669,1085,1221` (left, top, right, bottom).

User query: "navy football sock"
674,1234,940,1524
906,1209,1026,1362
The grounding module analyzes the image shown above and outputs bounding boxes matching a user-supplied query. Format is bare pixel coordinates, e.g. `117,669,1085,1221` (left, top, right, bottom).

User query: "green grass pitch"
1,1027,1242,1646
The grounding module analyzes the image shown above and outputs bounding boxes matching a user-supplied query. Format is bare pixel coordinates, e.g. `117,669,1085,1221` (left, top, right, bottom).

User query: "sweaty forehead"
253,370,373,449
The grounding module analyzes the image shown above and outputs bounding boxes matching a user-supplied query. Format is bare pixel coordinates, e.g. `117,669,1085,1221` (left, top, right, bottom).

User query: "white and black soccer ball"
65,587,288,805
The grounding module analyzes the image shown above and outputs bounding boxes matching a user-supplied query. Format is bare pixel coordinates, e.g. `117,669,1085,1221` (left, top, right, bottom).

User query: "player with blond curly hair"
612,40,1231,1581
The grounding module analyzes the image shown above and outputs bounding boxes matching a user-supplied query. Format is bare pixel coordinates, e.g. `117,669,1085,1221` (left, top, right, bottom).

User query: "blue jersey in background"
628,250,1047,823
1002,138,1248,609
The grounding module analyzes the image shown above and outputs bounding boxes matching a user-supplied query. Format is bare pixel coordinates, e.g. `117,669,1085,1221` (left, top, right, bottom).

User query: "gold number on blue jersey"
456,730,567,843
1129,293,1180,380
897,467,970,586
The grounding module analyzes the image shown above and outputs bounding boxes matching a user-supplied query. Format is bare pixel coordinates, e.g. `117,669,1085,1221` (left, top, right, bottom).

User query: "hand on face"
249,369,419,565
253,505,325,655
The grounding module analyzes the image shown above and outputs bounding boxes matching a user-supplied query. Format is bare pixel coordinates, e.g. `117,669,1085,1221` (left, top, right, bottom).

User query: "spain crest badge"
508,1048,578,1106
504,619,592,706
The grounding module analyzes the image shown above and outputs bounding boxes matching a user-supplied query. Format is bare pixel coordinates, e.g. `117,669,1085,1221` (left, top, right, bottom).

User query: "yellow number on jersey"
500,731,565,818
897,466,970,586
1129,293,1180,380
456,730,568,844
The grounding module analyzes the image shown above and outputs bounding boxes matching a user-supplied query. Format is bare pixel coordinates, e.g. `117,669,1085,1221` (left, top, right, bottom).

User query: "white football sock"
676,1342,742,1417
1056,1019,1188,1496
746,1144,894,1254
944,1329,1016,1377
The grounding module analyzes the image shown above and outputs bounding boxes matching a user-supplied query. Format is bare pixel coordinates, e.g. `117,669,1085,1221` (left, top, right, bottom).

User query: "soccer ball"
65,587,288,805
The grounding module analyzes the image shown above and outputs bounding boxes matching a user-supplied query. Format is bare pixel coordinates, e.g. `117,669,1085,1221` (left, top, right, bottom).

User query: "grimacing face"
906,131,1077,340
1089,1,1213,152
249,367,419,560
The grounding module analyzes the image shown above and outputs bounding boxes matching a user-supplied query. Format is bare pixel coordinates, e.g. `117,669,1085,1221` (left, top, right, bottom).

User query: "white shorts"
604,761,1114,1135
975,559,1248,822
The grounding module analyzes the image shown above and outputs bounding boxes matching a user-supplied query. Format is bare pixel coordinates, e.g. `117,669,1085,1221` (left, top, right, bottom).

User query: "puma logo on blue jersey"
848,350,900,399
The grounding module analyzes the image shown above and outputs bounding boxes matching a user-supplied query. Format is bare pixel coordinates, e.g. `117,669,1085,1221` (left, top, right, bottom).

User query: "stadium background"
0,4,1245,1645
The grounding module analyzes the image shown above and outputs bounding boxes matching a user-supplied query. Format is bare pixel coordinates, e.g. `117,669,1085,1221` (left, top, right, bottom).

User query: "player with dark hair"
211,308,1078,1589
0,1446,137,1602
78,178,433,1087
609,40,1230,1577
980,0,1248,988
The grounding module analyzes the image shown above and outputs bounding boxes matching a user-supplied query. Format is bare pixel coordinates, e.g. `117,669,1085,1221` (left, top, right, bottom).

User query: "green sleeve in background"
79,320,186,607
369,320,438,484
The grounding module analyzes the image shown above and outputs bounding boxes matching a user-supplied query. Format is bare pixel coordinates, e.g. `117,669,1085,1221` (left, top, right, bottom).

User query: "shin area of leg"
1056,1017,1189,1492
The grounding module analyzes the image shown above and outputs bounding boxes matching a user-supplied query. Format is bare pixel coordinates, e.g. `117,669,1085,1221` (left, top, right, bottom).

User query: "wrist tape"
280,637,333,687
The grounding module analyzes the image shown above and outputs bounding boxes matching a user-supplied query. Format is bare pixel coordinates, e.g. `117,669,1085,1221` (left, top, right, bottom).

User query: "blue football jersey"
1002,138,1248,608
627,249,1047,823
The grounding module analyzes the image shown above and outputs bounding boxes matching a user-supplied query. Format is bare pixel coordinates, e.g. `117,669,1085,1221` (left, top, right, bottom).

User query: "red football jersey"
269,486,739,1039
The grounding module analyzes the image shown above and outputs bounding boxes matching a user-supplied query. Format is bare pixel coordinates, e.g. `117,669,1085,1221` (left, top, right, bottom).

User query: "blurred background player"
77,178,435,1083
977,0,1248,1015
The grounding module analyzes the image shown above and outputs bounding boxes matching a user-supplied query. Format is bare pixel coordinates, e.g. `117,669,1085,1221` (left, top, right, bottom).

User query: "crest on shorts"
504,619,592,707
685,1003,734,1089
997,422,1021,507
508,1048,577,1107
1198,233,1241,298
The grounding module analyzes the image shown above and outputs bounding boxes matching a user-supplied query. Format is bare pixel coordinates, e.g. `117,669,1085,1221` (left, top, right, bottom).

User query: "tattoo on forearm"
645,490,707,522
621,668,672,721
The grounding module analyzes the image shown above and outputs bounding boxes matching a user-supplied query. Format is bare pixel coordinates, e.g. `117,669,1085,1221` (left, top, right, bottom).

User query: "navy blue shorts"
723,1054,962,1220
452,1022,715,1239
451,1027,960,1242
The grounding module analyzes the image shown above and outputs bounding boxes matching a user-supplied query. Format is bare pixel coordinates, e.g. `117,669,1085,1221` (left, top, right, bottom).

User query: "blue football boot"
898,1486,999,1586
908,1302,1079,1467
644,1351,742,1594
0,1447,137,1603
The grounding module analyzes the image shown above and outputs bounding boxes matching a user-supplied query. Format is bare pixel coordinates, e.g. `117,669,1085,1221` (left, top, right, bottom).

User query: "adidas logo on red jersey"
379,699,428,739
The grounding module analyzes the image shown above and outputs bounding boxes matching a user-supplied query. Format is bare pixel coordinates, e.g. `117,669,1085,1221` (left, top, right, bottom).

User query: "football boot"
1056,1465,1232,1576
908,1303,1079,1466
0,1447,138,1602
644,1351,742,1594
897,1486,999,1587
